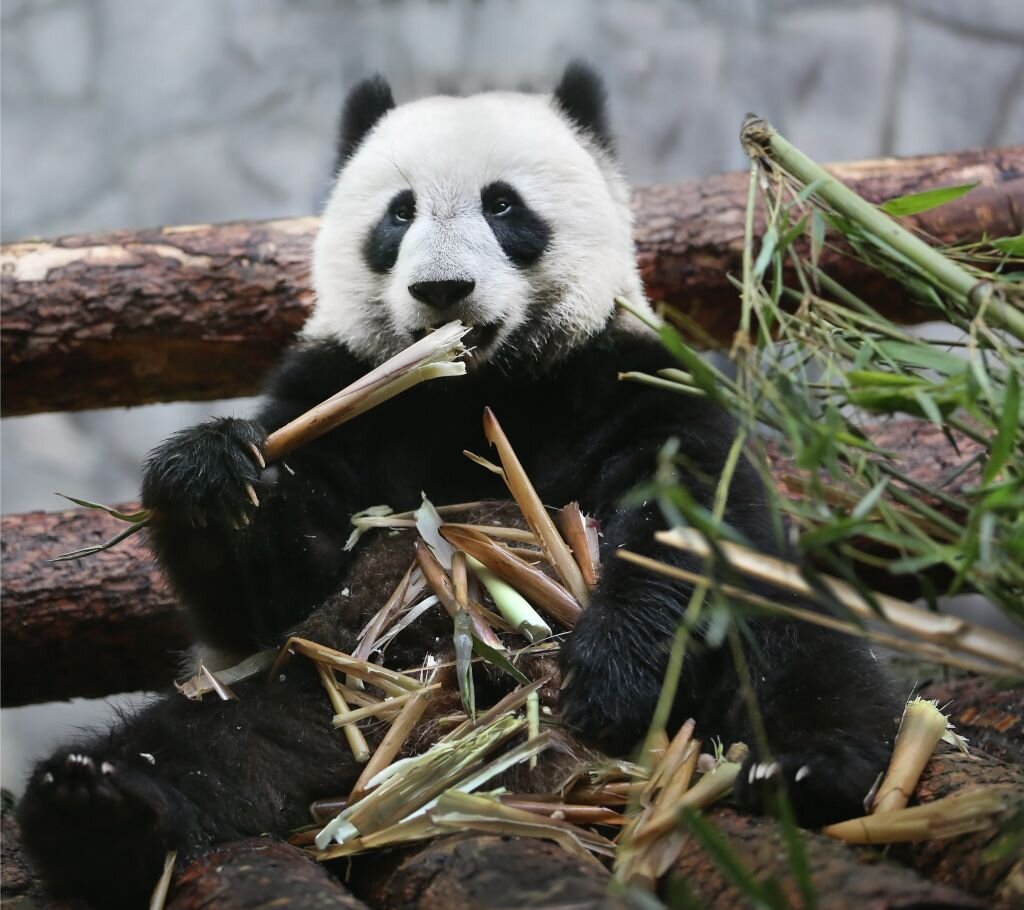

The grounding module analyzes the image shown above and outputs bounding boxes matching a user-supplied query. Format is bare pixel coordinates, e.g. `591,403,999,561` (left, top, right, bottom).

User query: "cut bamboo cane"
317,663,370,763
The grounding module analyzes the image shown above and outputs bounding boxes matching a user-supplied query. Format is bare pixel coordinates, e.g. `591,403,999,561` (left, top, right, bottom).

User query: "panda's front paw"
733,749,880,828
141,417,271,530
18,751,186,908
559,607,662,755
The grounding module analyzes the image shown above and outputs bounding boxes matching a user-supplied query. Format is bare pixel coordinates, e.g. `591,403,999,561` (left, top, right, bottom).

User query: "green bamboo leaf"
992,234,1024,257
49,519,150,562
879,182,979,217
471,636,530,686
454,610,476,719
753,226,778,279
874,340,965,376
56,494,151,523
809,210,825,271
851,478,889,520
847,370,921,388
984,369,1021,484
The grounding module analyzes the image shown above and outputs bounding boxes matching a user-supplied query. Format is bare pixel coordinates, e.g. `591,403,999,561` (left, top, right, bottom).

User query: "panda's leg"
17,663,363,908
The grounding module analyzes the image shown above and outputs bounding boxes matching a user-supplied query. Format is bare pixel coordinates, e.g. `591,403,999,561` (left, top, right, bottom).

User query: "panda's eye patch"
481,181,550,267
363,189,416,275
389,191,416,224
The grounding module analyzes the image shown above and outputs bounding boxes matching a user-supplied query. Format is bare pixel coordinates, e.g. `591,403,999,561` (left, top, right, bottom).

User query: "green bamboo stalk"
741,116,1024,344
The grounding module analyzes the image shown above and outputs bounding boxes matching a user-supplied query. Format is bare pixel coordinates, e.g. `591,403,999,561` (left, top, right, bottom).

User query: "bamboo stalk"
654,528,1024,673
441,524,582,627
414,540,504,650
871,698,949,814
263,322,470,461
332,682,443,728
741,116,1024,343
557,502,599,587
482,408,590,605
317,663,370,763
346,683,437,805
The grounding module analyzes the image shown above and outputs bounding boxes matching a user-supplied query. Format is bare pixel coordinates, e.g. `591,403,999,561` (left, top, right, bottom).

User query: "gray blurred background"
2,0,1022,791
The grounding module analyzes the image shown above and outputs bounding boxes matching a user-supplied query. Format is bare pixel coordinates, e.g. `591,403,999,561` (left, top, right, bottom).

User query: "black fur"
553,60,614,152
481,181,551,267
335,74,395,167
363,188,416,274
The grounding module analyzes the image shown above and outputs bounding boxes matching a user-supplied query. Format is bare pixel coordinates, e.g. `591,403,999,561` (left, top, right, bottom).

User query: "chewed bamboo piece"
264,321,471,462
441,524,581,628
317,663,370,763
347,681,437,805
871,697,951,814
824,787,1016,844
271,637,421,697
414,540,504,650
482,408,590,606
557,502,600,587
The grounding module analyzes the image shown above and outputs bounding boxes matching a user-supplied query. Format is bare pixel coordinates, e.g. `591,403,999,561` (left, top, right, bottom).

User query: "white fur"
304,89,651,366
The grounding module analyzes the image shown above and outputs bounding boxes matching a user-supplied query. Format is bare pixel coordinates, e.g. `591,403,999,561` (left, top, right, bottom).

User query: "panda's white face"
304,83,649,369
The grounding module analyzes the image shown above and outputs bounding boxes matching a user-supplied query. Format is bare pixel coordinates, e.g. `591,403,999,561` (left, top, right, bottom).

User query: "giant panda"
18,63,898,908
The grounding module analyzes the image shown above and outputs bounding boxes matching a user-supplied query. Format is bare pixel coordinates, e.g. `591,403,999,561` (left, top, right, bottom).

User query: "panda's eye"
488,197,513,217
392,203,414,223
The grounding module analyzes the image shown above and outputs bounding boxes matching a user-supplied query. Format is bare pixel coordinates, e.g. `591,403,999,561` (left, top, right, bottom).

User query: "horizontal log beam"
3,146,1021,416
0,421,982,708
0,505,188,707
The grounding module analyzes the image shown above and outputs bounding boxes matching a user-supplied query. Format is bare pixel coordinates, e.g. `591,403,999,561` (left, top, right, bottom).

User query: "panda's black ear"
335,75,395,169
553,61,614,153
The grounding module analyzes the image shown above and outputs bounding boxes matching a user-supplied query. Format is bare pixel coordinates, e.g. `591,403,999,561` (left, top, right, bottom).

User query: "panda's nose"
408,279,476,310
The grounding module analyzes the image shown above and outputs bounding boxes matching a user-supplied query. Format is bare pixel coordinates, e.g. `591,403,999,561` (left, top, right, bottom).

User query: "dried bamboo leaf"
557,502,599,587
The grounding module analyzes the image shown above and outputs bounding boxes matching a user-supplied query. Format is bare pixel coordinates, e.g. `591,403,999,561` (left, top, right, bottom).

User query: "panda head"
305,62,649,371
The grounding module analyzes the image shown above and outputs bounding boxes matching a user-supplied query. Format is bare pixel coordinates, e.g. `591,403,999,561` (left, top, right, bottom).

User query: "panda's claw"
244,482,261,508
247,442,266,470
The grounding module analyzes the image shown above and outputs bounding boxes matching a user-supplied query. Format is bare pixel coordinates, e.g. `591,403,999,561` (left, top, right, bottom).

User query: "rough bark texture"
353,834,620,910
893,749,1024,910
919,674,1024,765
167,838,371,910
670,807,986,910
0,505,188,707
3,147,1021,415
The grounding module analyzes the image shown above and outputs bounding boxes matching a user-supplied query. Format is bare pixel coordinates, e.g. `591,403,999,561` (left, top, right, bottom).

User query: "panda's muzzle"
408,279,476,310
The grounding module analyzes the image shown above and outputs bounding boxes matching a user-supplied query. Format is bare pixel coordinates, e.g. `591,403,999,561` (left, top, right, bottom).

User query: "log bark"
671,807,986,910
168,838,370,910
919,675,1024,765
0,505,188,707
0,420,986,707
3,147,1021,416
352,834,620,910
893,749,1024,910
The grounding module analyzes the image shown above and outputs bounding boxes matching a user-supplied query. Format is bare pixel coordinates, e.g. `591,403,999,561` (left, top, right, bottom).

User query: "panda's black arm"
557,382,899,825
141,340,383,652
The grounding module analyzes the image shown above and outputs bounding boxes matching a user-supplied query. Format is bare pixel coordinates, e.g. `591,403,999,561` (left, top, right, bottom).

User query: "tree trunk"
3,147,1020,416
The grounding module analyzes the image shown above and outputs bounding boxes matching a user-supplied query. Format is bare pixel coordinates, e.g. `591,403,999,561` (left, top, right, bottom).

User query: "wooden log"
919,675,1024,765
3,147,1020,416
168,838,370,910
0,420,985,707
0,505,188,707
892,749,1024,910
672,806,986,910
353,834,619,910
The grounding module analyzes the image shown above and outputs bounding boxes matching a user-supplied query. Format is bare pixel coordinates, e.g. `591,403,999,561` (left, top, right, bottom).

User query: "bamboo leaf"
879,182,978,217
55,494,151,523
991,234,1024,256
984,369,1021,483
